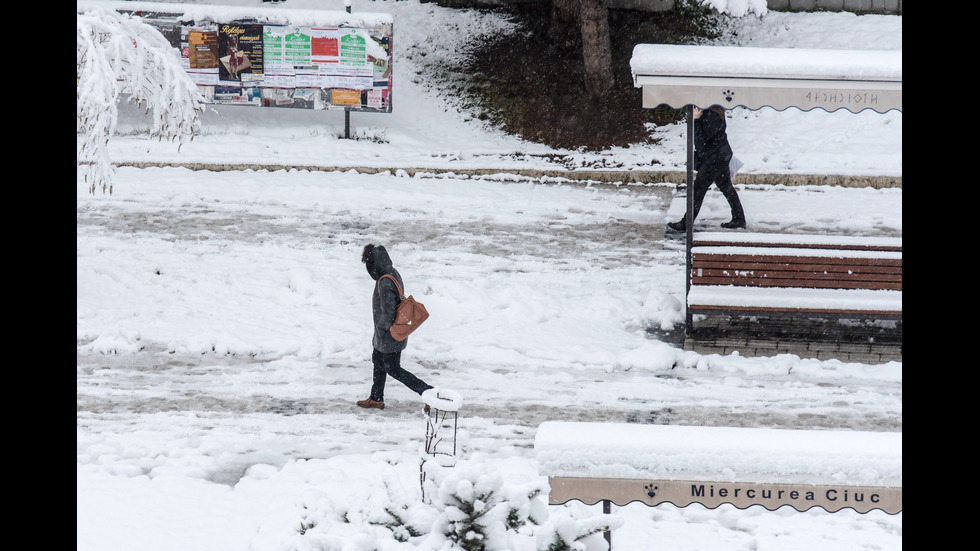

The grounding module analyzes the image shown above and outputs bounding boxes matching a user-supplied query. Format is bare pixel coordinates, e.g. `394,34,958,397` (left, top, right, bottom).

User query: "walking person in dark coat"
356,244,433,410
668,105,746,231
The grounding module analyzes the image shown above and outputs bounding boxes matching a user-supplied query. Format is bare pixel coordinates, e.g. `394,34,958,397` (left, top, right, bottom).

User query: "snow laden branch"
77,8,205,194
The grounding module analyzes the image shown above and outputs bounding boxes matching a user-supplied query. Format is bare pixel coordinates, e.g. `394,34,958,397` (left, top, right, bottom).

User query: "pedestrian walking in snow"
356,244,433,410
668,105,746,231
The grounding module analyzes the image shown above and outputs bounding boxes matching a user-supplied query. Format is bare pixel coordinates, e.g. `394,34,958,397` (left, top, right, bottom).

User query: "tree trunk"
579,0,613,98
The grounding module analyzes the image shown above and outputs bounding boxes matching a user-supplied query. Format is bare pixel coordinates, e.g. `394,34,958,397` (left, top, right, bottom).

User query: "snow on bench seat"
694,232,902,251
687,285,902,313
535,422,901,514
691,245,902,260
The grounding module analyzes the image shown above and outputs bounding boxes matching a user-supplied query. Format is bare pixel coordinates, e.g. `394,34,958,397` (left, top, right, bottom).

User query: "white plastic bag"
729,155,744,177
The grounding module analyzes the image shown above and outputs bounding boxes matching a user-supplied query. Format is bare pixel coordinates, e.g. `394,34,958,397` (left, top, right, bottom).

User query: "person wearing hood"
668,105,746,231
356,244,433,410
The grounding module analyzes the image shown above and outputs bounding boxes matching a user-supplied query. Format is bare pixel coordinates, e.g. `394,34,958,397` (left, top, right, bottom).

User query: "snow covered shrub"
367,467,435,542
534,513,624,551
264,456,619,551
422,462,507,550
281,465,434,551
419,459,615,551
77,7,204,194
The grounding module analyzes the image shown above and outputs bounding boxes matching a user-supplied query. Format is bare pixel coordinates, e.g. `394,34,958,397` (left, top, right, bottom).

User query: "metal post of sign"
344,0,352,139
685,104,695,332
603,499,612,546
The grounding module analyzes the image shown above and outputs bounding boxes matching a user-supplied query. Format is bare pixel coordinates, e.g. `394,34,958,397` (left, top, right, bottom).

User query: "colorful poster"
260,88,323,109
367,89,386,110
310,28,340,65
262,26,289,73
331,88,361,106
213,86,262,105
284,28,312,67
339,30,369,73
187,29,218,69
218,24,264,85
184,25,219,85
371,33,391,88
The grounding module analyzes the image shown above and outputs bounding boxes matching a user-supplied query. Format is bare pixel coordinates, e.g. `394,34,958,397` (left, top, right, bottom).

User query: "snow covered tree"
77,7,205,194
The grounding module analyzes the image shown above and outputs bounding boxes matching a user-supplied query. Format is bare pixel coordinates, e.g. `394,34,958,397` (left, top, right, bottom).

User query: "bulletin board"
85,1,394,113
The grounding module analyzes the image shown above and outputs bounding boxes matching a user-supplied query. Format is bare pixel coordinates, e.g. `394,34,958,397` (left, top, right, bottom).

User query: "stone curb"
110,161,902,189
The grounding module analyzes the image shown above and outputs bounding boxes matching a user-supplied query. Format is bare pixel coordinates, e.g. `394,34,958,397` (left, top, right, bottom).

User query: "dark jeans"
370,349,432,402
687,161,745,223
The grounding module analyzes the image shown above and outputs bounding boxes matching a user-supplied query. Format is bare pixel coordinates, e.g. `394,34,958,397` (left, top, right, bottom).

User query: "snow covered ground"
77,1,902,550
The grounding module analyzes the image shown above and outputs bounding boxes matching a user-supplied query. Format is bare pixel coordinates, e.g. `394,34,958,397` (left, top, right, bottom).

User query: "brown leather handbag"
379,274,430,341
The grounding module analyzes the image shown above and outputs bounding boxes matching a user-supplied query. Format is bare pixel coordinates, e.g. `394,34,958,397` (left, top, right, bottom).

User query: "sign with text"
637,77,901,114
548,477,902,515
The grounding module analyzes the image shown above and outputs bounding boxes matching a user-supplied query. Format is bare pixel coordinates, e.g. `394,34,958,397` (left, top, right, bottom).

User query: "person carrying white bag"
667,105,747,231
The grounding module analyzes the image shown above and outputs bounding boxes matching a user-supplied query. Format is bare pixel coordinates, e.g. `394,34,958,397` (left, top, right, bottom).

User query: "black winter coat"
694,108,733,171
364,245,408,353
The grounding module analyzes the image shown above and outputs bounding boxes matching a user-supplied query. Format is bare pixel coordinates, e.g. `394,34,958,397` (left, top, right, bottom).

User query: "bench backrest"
691,233,902,292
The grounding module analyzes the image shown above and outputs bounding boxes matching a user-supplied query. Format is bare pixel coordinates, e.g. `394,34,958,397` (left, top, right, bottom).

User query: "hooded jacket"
694,107,733,170
364,245,408,353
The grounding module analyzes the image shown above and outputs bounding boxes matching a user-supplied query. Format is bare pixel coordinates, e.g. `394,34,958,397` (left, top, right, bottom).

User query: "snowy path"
77,168,901,489
77,346,901,487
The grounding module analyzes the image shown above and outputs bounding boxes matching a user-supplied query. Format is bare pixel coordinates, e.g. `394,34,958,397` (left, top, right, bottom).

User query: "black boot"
720,218,745,229
667,220,686,232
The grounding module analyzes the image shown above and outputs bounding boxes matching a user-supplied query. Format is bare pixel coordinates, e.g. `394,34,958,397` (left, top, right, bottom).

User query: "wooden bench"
687,232,902,321
535,421,902,549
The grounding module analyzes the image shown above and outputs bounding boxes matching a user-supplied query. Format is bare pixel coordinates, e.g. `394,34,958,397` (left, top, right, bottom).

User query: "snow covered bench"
687,232,902,321
535,422,902,547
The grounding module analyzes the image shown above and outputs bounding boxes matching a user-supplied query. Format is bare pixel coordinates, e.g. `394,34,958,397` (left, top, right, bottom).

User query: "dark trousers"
687,161,745,223
370,349,432,402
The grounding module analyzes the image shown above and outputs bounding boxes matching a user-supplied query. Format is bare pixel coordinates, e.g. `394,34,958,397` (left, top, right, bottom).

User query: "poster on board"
218,24,264,84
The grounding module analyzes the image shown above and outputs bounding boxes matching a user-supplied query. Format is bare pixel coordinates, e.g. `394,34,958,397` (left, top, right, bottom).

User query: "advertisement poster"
213,86,262,105
371,33,391,88
187,28,218,69
184,26,220,85
284,28,313,67
218,24,264,85
311,28,341,65
330,89,361,107
339,30,372,81
260,88,323,109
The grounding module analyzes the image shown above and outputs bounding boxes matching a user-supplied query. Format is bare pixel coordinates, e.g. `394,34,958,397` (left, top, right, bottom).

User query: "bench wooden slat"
693,260,903,275
694,239,901,252
693,261,903,273
690,304,903,318
692,252,903,292
693,276,902,290
692,250,902,263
